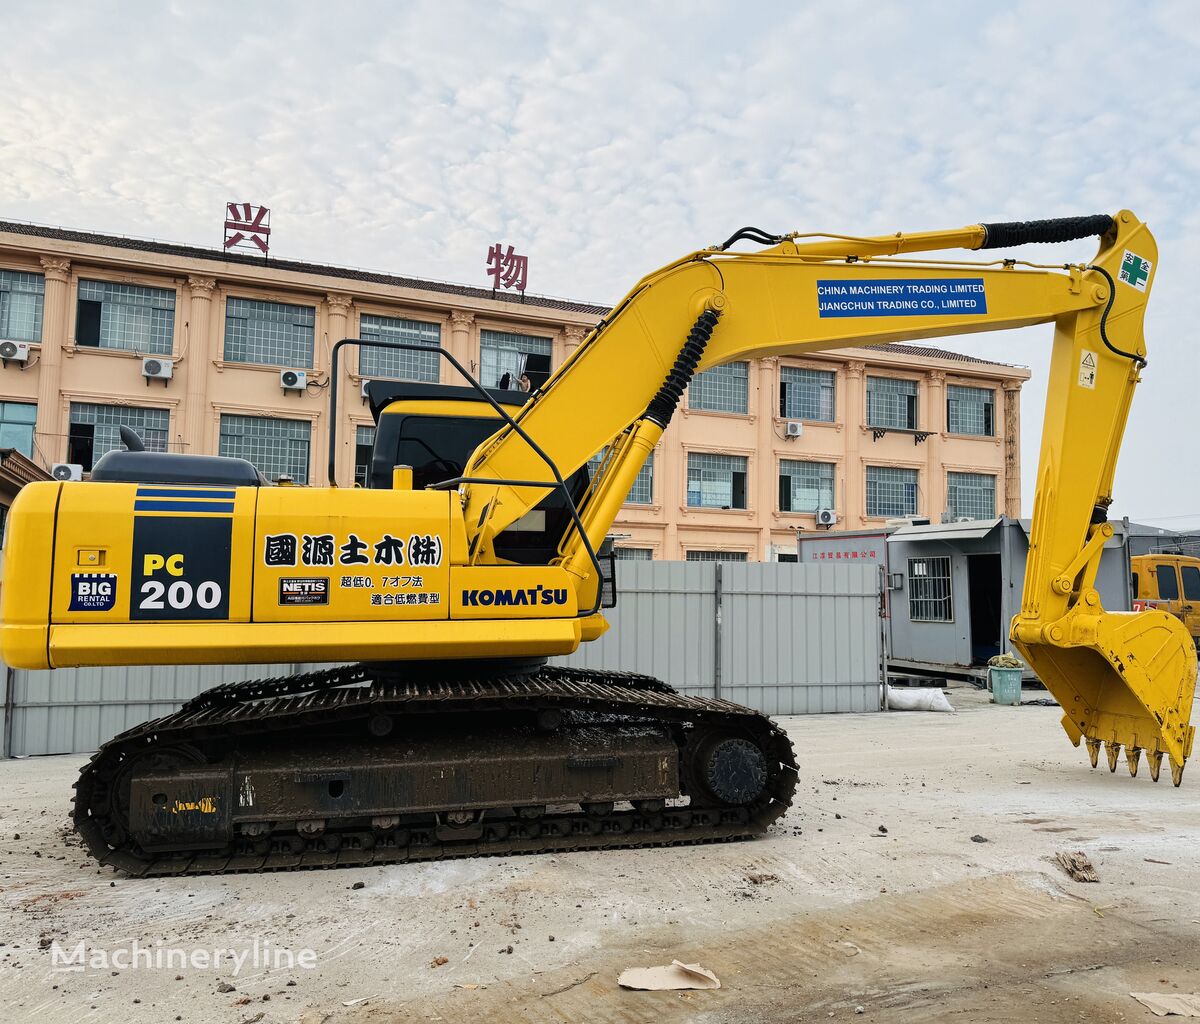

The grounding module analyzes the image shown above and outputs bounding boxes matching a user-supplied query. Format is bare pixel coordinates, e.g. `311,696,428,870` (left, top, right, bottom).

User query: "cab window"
1182,565,1200,602
1157,564,1180,601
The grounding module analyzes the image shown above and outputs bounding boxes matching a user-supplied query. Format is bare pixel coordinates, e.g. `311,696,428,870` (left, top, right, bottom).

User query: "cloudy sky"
2,0,1198,525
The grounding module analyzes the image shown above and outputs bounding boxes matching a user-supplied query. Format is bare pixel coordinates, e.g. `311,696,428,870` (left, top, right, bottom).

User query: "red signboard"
486,243,528,292
224,203,271,255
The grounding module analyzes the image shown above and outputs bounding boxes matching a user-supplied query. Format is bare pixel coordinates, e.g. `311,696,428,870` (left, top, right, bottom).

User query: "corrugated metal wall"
3,662,298,757
560,561,883,715
3,561,883,757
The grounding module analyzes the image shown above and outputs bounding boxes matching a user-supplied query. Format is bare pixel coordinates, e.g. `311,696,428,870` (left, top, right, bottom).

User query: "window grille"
359,315,440,382
867,376,918,429
219,414,311,483
946,471,995,520
224,297,315,368
0,269,45,342
779,366,835,421
686,452,748,509
689,361,749,413
779,459,835,513
866,465,918,517
946,384,994,436
908,556,952,621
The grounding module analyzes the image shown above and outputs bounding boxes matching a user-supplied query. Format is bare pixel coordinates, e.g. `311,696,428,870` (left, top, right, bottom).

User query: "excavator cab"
364,380,599,569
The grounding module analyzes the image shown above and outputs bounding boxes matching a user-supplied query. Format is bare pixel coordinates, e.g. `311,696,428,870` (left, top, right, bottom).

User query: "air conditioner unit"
785,421,804,438
51,462,84,482
280,369,307,391
360,379,372,399
0,340,31,363
816,508,838,527
142,357,173,381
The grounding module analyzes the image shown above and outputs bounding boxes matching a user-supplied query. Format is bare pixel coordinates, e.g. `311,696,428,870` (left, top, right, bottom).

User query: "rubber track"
73,665,799,877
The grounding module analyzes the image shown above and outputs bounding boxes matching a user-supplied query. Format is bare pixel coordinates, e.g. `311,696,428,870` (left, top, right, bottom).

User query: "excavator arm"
463,210,1195,784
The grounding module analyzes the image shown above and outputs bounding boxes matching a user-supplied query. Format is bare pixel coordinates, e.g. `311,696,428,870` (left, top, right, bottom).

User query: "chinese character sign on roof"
486,243,528,292
224,203,271,255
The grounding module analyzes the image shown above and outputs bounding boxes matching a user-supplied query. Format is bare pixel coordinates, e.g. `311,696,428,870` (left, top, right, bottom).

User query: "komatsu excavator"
2,211,1194,875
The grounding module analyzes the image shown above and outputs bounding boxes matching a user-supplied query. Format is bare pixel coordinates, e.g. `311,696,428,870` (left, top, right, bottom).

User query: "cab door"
1177,560,1200,649
1151,559,1184,621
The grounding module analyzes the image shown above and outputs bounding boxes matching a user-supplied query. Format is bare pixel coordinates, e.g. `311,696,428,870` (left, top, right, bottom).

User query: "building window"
355,424,376,487
866,376,918,430
776,552,799,563
0,270,45,343
946,471,995,520
615,547,653,560
780,366,835,421
68,403,169,471
687,453,748,509
479,329,552,390
76,280,176,355
908,556,952,622
689,362,749,414
587,450,655,506
359,314,440,382
219,414,311,483
866,465,918,518
224,297,315,368
686,550,749,562
779,459,835,514
0,401,37,459
947,384,995,436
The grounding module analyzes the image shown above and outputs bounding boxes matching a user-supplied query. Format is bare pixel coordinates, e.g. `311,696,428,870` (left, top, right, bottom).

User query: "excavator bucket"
1013,607,1196,785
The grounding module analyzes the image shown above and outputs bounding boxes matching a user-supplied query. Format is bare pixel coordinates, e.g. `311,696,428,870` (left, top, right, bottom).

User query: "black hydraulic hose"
716,226,788,251
644,309,721,427
1087,265,1147,368
978,215,1115,249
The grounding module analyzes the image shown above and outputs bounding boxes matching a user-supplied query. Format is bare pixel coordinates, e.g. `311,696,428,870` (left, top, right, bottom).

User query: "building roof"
0,447,51,496
0,219,611,317
0,218,1024,370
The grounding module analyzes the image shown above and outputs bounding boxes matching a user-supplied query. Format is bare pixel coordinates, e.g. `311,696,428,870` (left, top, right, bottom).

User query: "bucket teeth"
1172,760,1185,788
1149,751,1164,782
1126,747,1142,778
1106,742,1121,773
1086,737,1102,769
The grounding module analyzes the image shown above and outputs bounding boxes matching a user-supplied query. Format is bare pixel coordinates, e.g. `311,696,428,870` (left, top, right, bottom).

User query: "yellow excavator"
1,211,1194,875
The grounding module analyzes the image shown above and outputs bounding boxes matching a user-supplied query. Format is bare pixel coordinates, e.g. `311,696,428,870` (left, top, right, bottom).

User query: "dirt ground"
1,684,1198,1023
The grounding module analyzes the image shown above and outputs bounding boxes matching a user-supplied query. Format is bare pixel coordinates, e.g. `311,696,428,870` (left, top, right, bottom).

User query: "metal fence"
560,560,883,715
3,561,883,757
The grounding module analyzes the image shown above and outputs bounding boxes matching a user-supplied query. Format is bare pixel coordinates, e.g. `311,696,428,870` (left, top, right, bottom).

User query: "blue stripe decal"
134,501,235,513
135,488,237,499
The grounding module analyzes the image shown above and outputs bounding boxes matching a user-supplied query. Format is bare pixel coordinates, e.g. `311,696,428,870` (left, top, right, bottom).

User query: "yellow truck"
1132,554,1200,652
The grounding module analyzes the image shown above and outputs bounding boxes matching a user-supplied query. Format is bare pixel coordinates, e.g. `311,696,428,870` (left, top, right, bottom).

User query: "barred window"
866,376,918,429
689,362,749,414
359,314,440,382
687,452,748,509
947,471,995,520
355,424,376,487
866,465,918,518
615,547,653,560
224,297,315,368
780,366,835,421
0,401,37,459
0,269,45,342
587,450,655,505
779,459,835,513
219,414,311,483
947,384,994,436
68,402,169,471
479,329,552,390
908,556,952,622
686,549,749,562
76,279,176,355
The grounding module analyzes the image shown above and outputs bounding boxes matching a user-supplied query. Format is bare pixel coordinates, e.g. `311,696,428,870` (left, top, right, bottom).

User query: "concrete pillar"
446,311,475,385
925,369,946,520
182,276,216,454
843,360,865,527
756,358,778,559
563,323,587,360
326,294,353,487
34,256,71,467
1002,378,1022,517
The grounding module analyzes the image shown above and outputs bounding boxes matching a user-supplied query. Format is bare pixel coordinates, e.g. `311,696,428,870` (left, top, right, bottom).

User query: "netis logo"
462,586,570,607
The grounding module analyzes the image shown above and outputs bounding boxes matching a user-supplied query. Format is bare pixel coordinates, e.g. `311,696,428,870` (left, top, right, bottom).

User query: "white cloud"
0,0,1198,521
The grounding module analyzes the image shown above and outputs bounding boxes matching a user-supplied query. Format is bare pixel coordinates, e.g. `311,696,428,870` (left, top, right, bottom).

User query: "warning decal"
1078,350,1097,390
